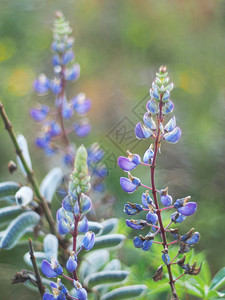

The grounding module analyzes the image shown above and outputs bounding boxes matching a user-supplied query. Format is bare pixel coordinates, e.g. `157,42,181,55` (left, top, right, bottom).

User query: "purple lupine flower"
126,219,146,230
143,112,157,130
52,54,61,67
81,231,95,250
164,116,176,132
62,195,74,212
43,280,68,300
73,281,87,300
171,212,186,223
118,152,141,171
150,88,160,100
124,203,143,215
160,187,173,207
30,105,49,122
146,212,158,224
33,74,51,95
80,194,92,213
146,99,159,114
162,100,174,115
73,93,92,115
62,50,74,65
185,232,200,245
135,122,153,139
143,146,154,164
66,253,77,273
164,127,181,144
142,239,153,251
65,63,80,81
162,90,170,102
162,253,170,265
133,236,144,248
79,216,89,233
120,176,141,193
41,258,63,278
58,218,71,235
142,191,153,208
177,202,197,216
51,78,62,94
74,121,91,137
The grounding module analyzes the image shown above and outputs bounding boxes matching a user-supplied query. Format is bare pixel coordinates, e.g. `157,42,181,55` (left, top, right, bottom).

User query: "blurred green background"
0,0,225,299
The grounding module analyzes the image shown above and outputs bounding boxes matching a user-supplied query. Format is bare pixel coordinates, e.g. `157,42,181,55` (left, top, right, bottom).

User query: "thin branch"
28,238,45,296
0,102,59,239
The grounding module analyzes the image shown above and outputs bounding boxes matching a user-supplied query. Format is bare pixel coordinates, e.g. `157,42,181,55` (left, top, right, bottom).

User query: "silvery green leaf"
88,221,103,235
101,218,118,235
92,234,125,251
40,167,63,203
15,186,33,207
0,206,21,227
44,234,58,259
0,211,40,249
84,270,129,289
100,285,147,300
0,181,20,198
24,251,46,268
79,250,110,281
16,135,32,176
0,196,16,204
104,259,121,271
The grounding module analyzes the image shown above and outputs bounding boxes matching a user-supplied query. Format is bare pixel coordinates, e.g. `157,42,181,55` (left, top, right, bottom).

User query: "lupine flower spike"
118,66,200,300
41,146,93,300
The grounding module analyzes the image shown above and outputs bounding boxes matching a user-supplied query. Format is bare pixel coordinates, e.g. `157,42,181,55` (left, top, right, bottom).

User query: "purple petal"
73,95,92,115
162,100,174,115
33,74,51,95
65,63,80,81
135,122,153,139
178,202,197,216
58,219,71,235
118,157,137,171
143,112,157,130
74,122,91,137
30,105,49,122
126,219,146,230
62,51,74,65
120,177,139,193
66,257,77,273
76,288,88,300
146,100,159,114
43,293,54,300
164,116,176,132
41,260,57,278
164,127,181,144
79,216,89,233
62,195,74,212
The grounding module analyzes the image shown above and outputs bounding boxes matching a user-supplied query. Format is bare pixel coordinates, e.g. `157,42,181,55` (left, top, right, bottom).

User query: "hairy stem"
28,238,45,296
150,95,179,300
0,102,59,239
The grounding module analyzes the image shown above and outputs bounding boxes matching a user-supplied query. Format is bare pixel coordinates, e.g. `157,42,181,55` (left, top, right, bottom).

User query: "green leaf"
79,250,110,281
0,205,21,226
0,181,20,198
92,234,125,251
43,234,58,259
101,218,118,235
104,259,121,271
84,270,129,289
100,285,147,300
40,167,63,203
0,211,40,249
211,267,225,291
88,221,103,235
181,281,204,298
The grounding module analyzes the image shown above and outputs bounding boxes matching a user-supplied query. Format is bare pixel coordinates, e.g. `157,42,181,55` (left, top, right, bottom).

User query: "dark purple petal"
41,260,57,278
118,157,137,171
164,127,181,144
178,202,197,216
120,177,140,193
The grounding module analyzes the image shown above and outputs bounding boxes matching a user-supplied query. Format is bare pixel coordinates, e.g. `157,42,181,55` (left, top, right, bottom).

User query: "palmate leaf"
91,234,125,251
0,211,40,249
40,167,63,203
79,250,110,281
84,270,129,289
100,285,147,300
0,181,20,198
101,218,118,235
0,205,21,227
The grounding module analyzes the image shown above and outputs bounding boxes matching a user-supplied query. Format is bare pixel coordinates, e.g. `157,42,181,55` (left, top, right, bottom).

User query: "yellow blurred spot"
179,70,204,94
8,67,35,97
0,38,16,62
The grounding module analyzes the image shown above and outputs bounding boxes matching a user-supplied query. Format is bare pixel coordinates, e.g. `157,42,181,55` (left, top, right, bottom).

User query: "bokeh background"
0,0,224,299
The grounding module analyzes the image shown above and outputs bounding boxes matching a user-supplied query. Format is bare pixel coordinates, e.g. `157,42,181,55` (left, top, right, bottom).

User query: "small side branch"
28,238,45,296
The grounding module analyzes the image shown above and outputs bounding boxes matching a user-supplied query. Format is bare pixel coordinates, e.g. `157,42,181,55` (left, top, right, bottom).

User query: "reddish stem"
150,94,179,300
62,274,74,282
160,205,174,211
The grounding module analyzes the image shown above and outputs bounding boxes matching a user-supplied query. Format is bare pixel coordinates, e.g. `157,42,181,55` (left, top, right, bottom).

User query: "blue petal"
162,253,170,265
126,219,146,230
142,239,153,251
143,148,154,164
30,105,49,122
164,127,181,144
162,90,170,102
80,194,92,213
62,51,74,65
135,122,153,139
56,207,68,221
185,232,200,245
58,219,71,235
74,122,91,137
65,63,80,81
178,202,197,216
133,236,143,248
161,195,173,207
146,100,159,114
41,260,57,278
171,212,186,223
118,157,137,171
120,177,140,193
51,78,62,94
142,193,153,208
124,203,143,215
66,257,77,273
73,94,92,115
146,212,158,224
33,74,51,95
76,288,88,300
52,55,61,66
162,100,174,115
